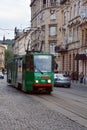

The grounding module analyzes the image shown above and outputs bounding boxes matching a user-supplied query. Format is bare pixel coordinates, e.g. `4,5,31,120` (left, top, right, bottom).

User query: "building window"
68,28,72,43
41,41,45,52
50,0,58,6
69,28,72,37
40,11,45,21
85,29,87,45
82,30,85,45
69,54,71,70
63,55,64,71
77,27,79,41
74,4,76,17
49,25,57,36
70,7,72,20
49,41,56,54
81,4,87,18
77,2,80,16
50,10,56,20
73,53,75,72
43,0,46,4
64,12,67,24
73,27,76,41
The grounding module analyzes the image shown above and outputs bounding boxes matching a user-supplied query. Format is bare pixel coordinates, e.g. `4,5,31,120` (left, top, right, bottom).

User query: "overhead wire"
0,28,14,31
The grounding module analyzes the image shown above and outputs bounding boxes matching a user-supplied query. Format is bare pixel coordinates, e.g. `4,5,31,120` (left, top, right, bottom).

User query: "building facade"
57,0,87,77
13,29,31,56
0,45,6,70
30,0,62,70
30,0,87,77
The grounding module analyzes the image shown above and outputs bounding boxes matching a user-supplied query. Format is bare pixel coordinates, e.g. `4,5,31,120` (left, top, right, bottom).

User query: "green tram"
7,53,54,93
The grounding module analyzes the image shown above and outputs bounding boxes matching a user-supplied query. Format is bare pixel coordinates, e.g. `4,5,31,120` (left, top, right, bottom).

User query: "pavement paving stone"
71,80,87,87
0,77,87,130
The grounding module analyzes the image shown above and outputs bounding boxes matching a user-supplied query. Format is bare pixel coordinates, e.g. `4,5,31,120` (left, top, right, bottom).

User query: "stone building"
57,0,87,77
30,0,61,70
30,0,87,77
13,29,31,56
0,45,6,70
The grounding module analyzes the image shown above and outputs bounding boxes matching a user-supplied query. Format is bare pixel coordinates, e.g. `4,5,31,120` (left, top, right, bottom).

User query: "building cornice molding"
30,0,36,7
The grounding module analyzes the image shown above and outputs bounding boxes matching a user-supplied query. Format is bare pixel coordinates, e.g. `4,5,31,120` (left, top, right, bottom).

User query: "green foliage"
5,49,14,69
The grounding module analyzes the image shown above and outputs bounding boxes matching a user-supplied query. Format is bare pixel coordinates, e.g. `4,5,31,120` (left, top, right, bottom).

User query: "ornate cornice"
30,0,36,7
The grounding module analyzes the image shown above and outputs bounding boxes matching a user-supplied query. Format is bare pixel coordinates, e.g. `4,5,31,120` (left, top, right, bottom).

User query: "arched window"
77,1,80,16
70,7,72,20
74,4,76,17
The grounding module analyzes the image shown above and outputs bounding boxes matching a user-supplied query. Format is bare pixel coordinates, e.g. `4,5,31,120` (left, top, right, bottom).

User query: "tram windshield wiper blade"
35,66,43,74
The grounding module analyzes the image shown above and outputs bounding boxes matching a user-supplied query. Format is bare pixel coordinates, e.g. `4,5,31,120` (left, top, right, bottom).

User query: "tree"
5,49,14,69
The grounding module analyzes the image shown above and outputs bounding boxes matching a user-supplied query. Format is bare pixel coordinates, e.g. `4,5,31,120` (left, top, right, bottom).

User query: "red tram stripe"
33,84,52,87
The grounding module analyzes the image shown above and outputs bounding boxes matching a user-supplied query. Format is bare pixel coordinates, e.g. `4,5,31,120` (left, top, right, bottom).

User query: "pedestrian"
64,71,70,77
2,68,5,75
79,72,84,83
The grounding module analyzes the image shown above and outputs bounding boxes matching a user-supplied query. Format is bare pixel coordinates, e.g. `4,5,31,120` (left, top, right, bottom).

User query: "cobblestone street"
0,76,87,130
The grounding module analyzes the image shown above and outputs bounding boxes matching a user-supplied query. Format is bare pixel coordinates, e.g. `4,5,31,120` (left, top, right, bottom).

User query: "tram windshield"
34,55,52,72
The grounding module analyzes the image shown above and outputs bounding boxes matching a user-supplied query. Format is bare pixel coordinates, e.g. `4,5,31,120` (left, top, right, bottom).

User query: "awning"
75,54,87,60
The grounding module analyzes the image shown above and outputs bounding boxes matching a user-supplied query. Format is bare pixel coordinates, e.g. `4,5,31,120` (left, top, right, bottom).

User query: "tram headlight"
35,80,39,83
48,79,51,83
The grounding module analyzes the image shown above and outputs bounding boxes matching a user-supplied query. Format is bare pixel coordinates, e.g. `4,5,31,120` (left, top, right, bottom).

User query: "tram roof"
7,52,53,62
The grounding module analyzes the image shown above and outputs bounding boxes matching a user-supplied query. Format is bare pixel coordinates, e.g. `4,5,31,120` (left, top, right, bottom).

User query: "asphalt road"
0,75,87,130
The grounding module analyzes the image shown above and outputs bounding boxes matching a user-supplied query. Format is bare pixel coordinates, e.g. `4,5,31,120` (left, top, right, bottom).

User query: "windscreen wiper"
35,66,43,74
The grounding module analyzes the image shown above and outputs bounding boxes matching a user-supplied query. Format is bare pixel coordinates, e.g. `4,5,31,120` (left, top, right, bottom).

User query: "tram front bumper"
33,84,53,92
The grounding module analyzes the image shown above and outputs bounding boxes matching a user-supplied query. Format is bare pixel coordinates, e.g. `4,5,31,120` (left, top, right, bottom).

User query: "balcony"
41,2,60,10
55,44,68,53
80,4,87,18
80,12,87,18
79,10,87,25
75,54,87,60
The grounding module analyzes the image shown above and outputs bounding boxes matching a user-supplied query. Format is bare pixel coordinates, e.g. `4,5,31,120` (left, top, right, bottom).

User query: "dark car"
0,72,4,79
54,73,71,88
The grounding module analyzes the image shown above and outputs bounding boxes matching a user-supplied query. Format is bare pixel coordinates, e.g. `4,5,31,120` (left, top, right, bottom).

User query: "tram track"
54,89,87,106
37,93,87,119
33,91,87,127
54,87,87,99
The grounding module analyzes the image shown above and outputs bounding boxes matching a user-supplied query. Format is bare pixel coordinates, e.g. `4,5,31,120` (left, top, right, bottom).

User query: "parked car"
0,71,4,79
54,73,71,88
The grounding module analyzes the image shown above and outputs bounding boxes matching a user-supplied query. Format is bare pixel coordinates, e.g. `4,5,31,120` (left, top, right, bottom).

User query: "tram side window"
18,58,22,72
26,55,34,72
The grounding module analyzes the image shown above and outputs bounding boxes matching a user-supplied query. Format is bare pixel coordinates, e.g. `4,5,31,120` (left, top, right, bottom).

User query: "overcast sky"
0,0,31,40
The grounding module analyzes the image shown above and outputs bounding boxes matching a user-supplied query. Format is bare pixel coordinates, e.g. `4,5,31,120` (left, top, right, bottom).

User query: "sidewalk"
71,80,87,87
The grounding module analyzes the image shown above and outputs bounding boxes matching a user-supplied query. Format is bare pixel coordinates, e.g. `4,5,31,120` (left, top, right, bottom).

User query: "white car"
0,72,4,79
54,73,71,88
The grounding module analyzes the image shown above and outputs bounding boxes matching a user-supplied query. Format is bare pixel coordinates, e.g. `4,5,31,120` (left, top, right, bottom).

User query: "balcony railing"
41,2,60,9
55,44,68,53
80,12,87,18
80,5,87,18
